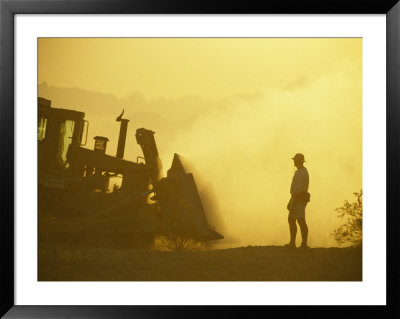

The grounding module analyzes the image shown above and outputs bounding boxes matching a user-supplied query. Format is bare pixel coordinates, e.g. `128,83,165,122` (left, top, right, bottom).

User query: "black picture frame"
1,0,399,318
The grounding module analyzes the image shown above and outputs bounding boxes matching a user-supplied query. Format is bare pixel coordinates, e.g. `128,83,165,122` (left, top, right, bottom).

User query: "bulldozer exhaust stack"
116,109,129,159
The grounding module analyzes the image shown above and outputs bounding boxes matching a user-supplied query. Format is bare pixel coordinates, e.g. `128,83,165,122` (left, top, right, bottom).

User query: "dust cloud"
160,65,362,248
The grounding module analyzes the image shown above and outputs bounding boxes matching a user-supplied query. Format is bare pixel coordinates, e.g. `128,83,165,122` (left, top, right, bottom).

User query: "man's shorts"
288,200,307,219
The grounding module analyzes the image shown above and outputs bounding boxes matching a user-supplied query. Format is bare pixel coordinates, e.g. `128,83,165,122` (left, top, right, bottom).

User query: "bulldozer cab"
38,97,87,177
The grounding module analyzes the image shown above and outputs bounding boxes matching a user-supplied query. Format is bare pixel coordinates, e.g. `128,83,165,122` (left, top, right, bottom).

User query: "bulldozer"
38,97,223,249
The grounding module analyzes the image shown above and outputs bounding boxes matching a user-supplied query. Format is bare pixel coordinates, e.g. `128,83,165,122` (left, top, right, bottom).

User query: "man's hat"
292,153,306,162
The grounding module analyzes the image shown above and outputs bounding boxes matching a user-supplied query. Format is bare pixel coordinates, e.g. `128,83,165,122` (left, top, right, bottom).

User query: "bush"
157,234,209,252
331,190,362,247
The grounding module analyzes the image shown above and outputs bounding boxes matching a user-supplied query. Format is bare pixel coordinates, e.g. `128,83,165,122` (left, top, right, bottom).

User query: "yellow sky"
38,38,362,248
39,38,361,100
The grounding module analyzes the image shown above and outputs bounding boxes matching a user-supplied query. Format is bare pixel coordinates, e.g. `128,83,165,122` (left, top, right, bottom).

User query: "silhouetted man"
286,153,310,249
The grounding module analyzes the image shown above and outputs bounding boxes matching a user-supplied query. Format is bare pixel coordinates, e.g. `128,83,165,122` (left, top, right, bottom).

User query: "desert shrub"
157,234,210,252
331,190,362,247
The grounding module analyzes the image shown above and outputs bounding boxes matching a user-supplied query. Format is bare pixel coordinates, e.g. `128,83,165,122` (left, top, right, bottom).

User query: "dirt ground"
38,243,362,281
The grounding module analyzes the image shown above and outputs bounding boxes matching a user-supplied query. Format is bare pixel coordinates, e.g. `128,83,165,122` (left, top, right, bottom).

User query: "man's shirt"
290,166,309,196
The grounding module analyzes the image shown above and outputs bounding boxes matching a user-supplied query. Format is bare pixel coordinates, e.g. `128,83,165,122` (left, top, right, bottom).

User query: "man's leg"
297,217,308,247
288,215,297,246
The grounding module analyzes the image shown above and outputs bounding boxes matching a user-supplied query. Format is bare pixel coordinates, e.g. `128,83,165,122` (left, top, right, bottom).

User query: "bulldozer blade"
156,154,223,242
